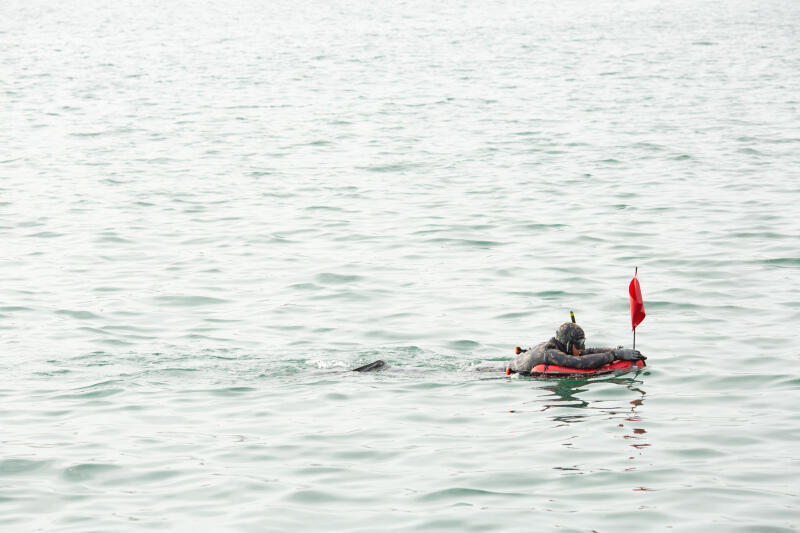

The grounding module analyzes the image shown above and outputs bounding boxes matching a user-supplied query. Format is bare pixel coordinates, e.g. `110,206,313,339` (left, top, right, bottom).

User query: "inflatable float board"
526,359,645,377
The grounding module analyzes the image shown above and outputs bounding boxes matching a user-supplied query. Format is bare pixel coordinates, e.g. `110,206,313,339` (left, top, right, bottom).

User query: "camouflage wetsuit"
506,337,616,374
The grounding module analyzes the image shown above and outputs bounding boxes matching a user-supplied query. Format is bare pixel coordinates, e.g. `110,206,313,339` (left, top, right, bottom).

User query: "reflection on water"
538,373,651,477
538,374,646,415
539,379,592,411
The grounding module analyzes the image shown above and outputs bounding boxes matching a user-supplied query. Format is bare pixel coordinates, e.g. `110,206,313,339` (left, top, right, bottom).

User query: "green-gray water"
2,0,799,530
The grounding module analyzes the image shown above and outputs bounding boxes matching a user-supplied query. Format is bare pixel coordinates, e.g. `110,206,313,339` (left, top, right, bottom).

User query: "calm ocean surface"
2,0,799,530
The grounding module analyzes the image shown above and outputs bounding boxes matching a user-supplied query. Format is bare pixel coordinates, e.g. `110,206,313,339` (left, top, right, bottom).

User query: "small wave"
357,162,423,173
284,489,354,504
737,147,763,155
632,142,666,151
27,231,63,238
303,205,344,211
447,339,481,350
0,459,51,475
424,237,505,248
315,273,363,284
208,387,257,396
761,257,800,267
288,282,323,291
417,487,525,502
93,286,124,292
96,233,133,244
517,222,567,230
0,306,34,312
153,295,230,306
62,463,120,482
535,290,566,299
56,309,100,320
55,386,125,400
95,338,135,347
495,311,529,320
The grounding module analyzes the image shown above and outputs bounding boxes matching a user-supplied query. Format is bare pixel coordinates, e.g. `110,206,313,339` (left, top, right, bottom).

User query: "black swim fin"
352,360,387,372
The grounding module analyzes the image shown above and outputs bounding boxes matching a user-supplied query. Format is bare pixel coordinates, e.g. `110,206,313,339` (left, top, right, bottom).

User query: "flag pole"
633,266,637,350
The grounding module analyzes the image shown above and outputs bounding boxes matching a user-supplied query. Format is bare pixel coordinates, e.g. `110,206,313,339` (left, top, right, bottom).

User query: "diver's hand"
614,348,646,361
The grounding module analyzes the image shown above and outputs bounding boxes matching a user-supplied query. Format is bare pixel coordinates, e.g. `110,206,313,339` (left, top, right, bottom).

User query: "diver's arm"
583,347,646,362
508,350,545,373
581,347,615,355
543,349,615,369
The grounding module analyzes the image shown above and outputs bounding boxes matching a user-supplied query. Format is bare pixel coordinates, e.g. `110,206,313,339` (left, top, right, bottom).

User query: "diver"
506,322,646,375
352,320,646,375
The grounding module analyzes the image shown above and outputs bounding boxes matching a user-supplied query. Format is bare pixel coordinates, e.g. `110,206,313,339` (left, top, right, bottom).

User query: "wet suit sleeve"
510,347,616,373
543,349,615,369
582,347,615,355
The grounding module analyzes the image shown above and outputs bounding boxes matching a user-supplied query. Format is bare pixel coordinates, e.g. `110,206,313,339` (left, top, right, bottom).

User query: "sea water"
1,0,798,530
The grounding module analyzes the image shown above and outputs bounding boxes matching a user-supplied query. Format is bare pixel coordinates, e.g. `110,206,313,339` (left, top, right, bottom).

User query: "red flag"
629,272,646,330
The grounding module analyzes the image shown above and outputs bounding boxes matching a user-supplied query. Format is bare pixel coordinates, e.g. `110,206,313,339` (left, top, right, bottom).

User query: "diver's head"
556,322,585,355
